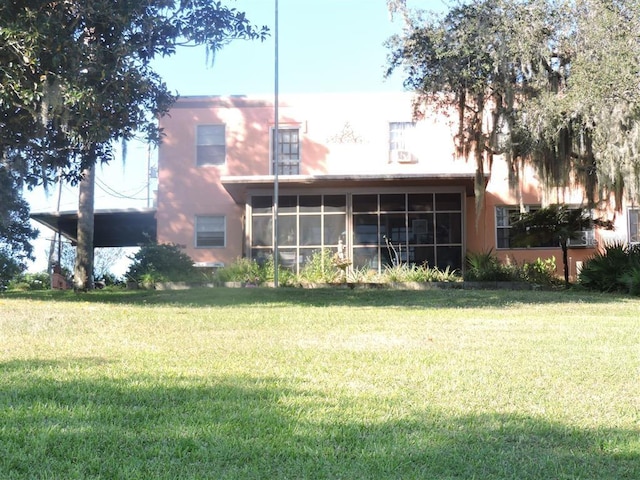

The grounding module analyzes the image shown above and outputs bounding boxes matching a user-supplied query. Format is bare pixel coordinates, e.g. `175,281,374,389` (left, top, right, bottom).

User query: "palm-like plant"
510,205,612,287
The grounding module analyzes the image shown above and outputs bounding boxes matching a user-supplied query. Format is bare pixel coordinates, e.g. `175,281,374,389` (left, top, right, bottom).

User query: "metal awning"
220,172,485,204
30,208,157,247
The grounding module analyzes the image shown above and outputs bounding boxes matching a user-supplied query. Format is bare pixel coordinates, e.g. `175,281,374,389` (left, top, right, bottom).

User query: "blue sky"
153,0,446,96
26,0,446,272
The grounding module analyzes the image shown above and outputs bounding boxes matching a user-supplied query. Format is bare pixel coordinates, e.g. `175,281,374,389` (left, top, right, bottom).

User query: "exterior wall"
157,92,632,277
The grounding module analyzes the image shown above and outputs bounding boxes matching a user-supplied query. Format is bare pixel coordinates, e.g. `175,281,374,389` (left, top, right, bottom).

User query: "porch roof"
30,208,157,247
220,173,485,204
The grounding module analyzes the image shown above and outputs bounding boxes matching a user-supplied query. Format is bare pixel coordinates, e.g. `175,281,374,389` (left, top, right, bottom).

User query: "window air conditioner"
390,150,416,164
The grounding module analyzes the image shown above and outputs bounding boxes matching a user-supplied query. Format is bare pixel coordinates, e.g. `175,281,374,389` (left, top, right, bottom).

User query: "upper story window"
389,121,417,164
629,209,640,244
196,124,225,166
195,215,225,248
272,127,300,175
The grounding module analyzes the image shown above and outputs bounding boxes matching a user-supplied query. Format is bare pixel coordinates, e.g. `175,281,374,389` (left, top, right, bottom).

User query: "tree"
0,165,38,286
386,0,640,212
510,205,612,287
0,1,267,289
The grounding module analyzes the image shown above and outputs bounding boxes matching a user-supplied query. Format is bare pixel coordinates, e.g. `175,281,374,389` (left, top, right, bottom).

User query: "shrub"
521,257,559,286
299,249,340,283
213,257,266,285
126,243,199,285
464,250,517,282
580,243,640,294
383,263,460,283
7,271,50,291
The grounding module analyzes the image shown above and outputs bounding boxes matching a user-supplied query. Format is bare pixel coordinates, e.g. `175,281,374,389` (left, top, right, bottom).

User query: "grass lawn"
1,287,638,479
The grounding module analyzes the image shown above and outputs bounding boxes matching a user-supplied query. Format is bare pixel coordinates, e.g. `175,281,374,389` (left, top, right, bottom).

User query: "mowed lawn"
1,287,638,479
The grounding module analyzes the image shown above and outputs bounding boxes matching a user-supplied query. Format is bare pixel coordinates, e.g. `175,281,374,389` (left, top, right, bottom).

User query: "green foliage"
0,1,268,185
7,271,50,291
126,243,199,285
520,257,559,287
213,257,268,285
579,243,640,295
464,250,517,282
299,249,340,284
0,167,38,275
383,263,459,283
387,0,640,208
0,248,25,289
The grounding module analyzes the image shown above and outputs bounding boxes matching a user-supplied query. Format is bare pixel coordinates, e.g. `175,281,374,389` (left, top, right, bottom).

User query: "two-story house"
153,92,634,278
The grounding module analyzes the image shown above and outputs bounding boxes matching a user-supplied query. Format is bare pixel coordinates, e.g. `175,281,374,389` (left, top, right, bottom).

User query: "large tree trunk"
74,165,95,291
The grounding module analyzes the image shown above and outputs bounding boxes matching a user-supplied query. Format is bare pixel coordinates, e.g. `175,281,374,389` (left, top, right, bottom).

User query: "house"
155,92,635,279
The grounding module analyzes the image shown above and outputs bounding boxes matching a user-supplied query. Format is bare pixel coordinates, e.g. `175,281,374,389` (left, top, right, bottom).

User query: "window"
272,127,300,175
389,122,417,163
496,205,584,249
196,125,225,166
250,194,346,274
195,216,225,247
630,209,640,244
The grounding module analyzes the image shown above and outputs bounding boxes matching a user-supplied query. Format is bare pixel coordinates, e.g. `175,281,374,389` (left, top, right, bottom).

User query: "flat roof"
221,173,484,203
30,208,157,247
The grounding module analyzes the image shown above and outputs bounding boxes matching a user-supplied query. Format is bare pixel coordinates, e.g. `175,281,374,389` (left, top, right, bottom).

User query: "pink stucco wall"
158,92,629,277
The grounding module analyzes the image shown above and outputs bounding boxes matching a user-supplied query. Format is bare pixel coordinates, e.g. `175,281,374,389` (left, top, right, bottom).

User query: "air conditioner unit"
567,230,596,248
390,150,416,164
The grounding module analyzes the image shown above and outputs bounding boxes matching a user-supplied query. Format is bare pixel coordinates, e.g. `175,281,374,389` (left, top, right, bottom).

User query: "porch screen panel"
250,194,347,274
352,192,463,272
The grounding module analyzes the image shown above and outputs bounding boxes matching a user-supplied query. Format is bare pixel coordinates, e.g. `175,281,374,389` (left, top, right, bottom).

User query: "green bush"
580,243,640,294
383,263,460,283
126,243,199,285
464,250,517,282
7,271,50,291
521,257,559,286
213,257,266,285
299,249,340,283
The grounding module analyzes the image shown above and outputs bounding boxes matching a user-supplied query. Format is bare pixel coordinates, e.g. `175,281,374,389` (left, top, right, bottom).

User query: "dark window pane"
353,194,378,213
252,196,273,214
435,193,462,211
299,195,322,212
436,246,463,271
435,213,462,244
408,213,434,244
380,214,406,243
353,214,378,245
409,246,435,267
324,195,346,212
408,193,434,212
380,194,406,212
300,215,322,246
278,195,297,213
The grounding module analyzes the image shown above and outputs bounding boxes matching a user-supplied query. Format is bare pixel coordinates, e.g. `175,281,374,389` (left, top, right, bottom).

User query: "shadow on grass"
2,286,635,309
2,358,637,479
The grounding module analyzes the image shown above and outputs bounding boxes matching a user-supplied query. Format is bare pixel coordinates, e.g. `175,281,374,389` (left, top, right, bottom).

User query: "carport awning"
220,172,485,204
30,208,157,247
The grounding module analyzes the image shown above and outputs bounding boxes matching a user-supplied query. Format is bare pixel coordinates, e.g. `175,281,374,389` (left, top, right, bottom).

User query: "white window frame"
195,215,226,248
196,124,226,166
271,126,300,175
388,121,417,164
